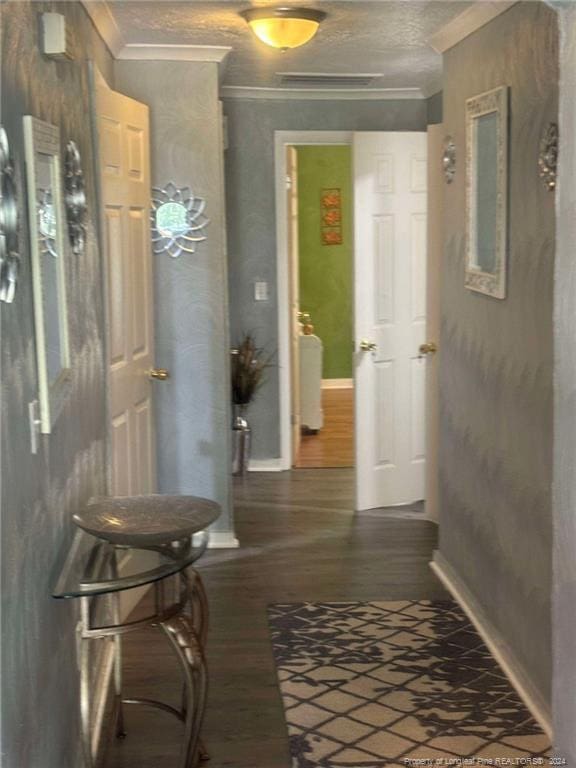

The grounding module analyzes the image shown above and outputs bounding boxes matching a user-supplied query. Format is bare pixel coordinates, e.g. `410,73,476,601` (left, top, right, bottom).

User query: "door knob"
149,367,170,381
359,339,377,352
419,342,438,355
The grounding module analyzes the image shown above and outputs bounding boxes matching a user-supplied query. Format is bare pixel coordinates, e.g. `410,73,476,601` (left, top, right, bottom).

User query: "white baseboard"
248,458,284,472
430,551,552,738
322,378,354,389
207,531,240,548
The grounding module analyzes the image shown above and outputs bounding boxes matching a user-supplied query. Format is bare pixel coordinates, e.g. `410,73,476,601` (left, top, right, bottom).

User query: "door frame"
274,130,353,470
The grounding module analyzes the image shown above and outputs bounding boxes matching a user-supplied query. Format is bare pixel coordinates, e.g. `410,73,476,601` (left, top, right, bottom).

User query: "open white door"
287,146,302,466
424,125,444,522
96,79,157,496
354,132,428,510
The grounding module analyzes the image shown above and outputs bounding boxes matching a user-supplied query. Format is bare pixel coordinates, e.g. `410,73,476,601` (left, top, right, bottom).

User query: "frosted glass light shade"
240,7,326,50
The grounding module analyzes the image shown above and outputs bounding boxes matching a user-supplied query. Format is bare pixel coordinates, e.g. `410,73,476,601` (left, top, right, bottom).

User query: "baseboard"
248,458,284,472
322,378,354,389
207,531,240,548
430,551,552,738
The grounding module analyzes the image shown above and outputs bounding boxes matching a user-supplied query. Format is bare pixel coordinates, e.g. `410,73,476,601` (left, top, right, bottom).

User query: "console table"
52,495,220,768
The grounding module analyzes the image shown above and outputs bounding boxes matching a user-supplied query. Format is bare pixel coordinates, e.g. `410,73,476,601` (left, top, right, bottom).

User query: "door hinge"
286,175,292,190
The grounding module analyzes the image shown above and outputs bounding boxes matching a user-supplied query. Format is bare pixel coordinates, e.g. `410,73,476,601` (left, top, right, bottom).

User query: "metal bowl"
73,494,221,546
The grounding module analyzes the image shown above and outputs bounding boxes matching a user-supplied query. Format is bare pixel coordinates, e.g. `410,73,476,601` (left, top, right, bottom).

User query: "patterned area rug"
268,601,550,767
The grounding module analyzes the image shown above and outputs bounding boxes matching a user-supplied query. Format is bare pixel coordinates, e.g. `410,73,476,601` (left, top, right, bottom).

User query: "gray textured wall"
1,2,113,765
426,91,443,124
438,1,558,703
552,4,576,762
224,97,428,458
115,62,233,534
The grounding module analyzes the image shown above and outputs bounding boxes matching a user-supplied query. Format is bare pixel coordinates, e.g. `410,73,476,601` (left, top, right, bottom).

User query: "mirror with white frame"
465,85,509,299
23,116,71,432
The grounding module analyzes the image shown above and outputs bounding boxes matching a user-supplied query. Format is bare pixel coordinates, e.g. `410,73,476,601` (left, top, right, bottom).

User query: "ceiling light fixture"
240,7,327,51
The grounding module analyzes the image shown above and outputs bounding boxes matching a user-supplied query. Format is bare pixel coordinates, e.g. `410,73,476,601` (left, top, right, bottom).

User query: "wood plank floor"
296,388,354,469
104,469,445,768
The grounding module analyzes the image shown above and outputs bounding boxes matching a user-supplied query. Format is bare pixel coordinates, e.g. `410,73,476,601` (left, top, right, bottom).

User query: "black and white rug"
268,601,550,767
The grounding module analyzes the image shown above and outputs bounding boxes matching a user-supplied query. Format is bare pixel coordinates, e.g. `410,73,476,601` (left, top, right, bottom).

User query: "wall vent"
277,72,381,88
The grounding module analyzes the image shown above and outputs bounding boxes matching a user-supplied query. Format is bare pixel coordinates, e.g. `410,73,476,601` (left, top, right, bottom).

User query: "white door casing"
274,131,353,470
96,80,157,497
425,125,444,522
287,146,302,466
354,132,428,510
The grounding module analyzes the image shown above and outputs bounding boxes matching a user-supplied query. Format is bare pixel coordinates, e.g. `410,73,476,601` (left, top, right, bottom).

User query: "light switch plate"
254,281,269,302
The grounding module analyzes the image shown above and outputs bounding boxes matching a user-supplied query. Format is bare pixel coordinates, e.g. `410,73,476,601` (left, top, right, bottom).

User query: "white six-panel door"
96,80,156,496
354,132,428,510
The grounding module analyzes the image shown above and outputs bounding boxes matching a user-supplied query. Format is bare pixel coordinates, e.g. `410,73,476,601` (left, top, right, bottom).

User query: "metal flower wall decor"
151,183,209,258
65,140,87,254
442,136,456,184
538,123,558,192
0,126,20,303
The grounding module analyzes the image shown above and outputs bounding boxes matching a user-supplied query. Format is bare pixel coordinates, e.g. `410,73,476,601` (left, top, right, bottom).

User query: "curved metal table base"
79,566,209,768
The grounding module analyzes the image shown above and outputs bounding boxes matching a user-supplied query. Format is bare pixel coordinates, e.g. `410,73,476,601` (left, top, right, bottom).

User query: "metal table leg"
161,614,208,768
77,562,211,768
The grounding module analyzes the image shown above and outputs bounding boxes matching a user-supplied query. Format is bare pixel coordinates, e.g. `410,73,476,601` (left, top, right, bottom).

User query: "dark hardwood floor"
104,469,445,768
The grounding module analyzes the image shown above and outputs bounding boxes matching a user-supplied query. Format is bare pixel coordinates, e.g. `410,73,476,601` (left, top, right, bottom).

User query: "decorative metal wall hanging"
442,136,456,184
538,122,558,192
0,126,20,303
320,188,343,246
65,140,87,254
150,182,209,258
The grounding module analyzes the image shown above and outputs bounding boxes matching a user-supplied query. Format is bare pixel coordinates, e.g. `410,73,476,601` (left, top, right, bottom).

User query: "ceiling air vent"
278,72,381,88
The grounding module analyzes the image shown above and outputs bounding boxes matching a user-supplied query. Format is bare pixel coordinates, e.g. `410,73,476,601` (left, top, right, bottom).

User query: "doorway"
276,130,440,513
288,143,355,470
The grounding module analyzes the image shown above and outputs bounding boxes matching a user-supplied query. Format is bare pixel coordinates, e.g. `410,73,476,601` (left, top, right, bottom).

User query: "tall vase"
232,403,251,476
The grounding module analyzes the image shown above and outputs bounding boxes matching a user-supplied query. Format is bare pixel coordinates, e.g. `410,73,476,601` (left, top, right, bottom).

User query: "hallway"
104,470,445,767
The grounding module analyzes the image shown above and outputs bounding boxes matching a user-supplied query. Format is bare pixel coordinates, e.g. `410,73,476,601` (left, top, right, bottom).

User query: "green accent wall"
297,145,353,379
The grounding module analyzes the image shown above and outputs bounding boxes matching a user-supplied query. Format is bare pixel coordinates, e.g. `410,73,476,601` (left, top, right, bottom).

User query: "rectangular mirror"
23,116,71,432
465,85,508,299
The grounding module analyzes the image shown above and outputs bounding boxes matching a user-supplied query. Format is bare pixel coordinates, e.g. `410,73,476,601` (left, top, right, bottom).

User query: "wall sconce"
240,7,327,51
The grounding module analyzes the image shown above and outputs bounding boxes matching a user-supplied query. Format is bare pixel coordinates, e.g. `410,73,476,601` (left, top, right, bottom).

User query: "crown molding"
429,1,519,54
220,86,426,101
81,2,231,64
81,0,124,57
116,44,232,63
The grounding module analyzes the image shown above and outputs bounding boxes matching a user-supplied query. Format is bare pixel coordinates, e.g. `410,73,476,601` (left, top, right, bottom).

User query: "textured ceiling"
108,1,474,93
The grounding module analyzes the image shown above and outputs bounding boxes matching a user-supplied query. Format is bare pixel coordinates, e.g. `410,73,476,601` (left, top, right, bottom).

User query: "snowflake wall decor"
150,182,209,258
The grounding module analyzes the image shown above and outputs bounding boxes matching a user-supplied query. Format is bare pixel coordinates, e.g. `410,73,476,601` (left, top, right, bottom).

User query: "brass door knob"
149,367,170,381
359,339,377,352
419,342,438,355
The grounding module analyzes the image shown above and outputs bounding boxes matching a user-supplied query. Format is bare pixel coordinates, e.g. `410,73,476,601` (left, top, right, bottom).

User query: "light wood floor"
104,470,444,768
295,387,354,469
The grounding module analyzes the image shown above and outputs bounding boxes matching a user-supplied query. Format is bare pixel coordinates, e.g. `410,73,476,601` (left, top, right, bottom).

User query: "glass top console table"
52,495,220,768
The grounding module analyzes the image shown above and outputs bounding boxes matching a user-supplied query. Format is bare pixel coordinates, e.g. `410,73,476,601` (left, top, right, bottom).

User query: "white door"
287,146,302,465
354,132,428,510
96,79,157,496
424,125,444,522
